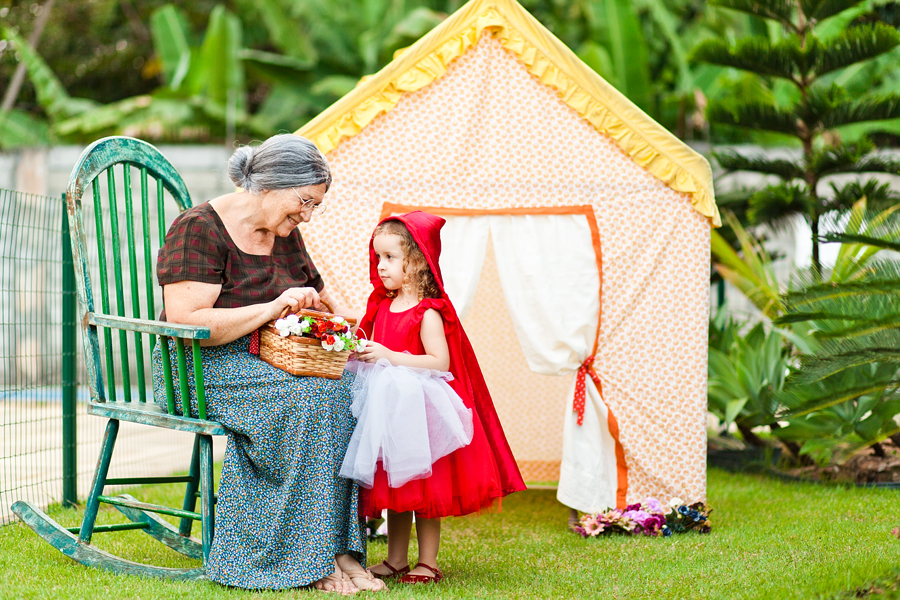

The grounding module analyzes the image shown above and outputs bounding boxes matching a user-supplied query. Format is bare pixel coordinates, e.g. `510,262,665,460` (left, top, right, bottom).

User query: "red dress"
358,297,503,519
357,211,526,519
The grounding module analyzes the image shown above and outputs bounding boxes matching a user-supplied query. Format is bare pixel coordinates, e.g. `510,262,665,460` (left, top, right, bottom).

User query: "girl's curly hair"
373,220,440,300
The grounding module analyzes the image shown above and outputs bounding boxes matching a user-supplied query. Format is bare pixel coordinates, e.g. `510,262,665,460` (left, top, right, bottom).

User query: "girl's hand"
355,341,393,364
271,287,320,319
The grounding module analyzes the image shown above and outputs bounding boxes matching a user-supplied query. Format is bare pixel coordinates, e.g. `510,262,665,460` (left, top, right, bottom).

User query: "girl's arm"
356,308,450,371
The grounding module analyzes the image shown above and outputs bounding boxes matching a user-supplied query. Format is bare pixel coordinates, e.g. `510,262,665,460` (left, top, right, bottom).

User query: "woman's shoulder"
165,203,226,247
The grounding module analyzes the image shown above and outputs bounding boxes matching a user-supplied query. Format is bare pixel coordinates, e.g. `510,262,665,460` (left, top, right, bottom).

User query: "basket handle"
278,296,335,320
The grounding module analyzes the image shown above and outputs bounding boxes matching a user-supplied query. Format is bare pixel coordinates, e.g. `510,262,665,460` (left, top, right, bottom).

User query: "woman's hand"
354,341,394,364
272,287,320,319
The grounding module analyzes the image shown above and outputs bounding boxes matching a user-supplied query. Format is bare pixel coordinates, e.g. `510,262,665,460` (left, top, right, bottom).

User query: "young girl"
342,211,526,584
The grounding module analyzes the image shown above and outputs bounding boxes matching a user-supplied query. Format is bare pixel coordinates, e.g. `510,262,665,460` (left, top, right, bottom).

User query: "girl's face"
263,183,326,236
373,233,406,291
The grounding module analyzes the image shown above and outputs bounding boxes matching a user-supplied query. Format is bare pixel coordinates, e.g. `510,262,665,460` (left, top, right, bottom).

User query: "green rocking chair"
12,136,226,579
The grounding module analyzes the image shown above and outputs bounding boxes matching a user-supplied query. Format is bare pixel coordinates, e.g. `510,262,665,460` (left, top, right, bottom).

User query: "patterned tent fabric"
295,5,713,507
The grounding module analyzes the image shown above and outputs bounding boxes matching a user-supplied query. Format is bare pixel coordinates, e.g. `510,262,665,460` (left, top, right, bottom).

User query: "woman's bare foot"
312,560,358,595
335,554,387,592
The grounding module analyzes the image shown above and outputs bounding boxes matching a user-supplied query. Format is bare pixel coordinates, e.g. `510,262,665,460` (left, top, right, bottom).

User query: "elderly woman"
151,134,383,594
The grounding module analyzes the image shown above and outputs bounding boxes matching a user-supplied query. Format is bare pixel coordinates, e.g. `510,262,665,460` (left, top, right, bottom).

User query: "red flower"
326,335,336,344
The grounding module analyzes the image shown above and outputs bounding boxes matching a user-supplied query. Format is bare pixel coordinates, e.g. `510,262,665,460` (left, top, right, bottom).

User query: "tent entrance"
382,204,607,486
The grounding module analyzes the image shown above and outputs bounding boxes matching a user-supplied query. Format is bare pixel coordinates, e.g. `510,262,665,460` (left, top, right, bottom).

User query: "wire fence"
0,186,219,524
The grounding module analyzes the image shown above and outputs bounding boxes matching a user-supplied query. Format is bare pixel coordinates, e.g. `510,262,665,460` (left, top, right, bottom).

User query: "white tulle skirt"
340,359,474,489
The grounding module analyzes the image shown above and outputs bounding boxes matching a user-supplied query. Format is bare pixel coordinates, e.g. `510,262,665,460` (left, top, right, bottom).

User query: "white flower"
289,323,304,335
333,338,346,352
300,321,311,332
321,340,334,351
285,313,300,324
668,497,683,509
279,329,291,337
274,318,287,331
332,316,346,324
356,339,368,350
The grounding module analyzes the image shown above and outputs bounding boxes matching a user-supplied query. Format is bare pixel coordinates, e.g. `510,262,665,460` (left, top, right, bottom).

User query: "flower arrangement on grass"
572,497,711,538
273,313,366,353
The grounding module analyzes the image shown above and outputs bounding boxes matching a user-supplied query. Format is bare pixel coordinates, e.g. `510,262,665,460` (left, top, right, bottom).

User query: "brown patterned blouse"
157,203,324,317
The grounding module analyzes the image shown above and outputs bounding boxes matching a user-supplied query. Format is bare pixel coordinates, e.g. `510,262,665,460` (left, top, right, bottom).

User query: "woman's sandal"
370,560,410,580
398,562,443,584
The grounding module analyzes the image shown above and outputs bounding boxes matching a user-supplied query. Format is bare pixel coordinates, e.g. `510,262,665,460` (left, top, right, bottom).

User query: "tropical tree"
774,205,900,465
694,0,900,272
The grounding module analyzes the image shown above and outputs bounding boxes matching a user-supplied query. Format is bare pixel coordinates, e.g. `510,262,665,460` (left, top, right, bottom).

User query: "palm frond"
789,335,900,385
824,232,900,252
710,0,796,25
815,23,900,79
711,212,784,318
708,99,798,134
784,261,900,307
820,93,900,128
781,377,895,415
713,149,803,180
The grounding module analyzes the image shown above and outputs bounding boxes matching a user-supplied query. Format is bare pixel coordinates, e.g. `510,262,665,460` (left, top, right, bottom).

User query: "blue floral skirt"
151,335,365,589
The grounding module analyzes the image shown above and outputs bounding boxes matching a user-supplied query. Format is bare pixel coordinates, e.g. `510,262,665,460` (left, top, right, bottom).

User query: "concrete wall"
0,144,236,202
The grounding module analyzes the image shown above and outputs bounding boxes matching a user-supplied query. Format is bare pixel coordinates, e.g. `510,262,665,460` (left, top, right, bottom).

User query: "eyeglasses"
292,188,328,215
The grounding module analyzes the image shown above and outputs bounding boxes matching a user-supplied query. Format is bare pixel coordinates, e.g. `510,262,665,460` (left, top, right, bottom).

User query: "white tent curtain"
438,216,490,320
488,214,598,375
437,213,617,510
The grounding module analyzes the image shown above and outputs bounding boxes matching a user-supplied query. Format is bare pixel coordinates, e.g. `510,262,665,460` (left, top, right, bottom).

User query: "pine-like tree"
694,0,900,272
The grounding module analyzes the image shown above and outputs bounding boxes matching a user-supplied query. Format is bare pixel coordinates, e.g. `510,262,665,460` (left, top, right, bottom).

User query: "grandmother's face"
266,183,327,236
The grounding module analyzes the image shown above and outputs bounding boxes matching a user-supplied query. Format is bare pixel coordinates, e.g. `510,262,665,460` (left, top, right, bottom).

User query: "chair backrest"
66,136,192,407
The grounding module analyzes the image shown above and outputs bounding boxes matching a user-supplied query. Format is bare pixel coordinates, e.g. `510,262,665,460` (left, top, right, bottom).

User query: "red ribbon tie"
574,355,603,426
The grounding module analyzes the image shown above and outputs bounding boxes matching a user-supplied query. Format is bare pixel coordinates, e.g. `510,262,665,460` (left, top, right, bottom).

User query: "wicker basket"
258,301,357,379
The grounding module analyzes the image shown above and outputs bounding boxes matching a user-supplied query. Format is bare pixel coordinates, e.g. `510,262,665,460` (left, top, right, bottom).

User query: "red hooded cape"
358,211,526,497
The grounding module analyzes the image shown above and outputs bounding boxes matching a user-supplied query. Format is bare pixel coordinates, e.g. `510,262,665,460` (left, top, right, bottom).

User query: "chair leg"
198,434,215,564
80,419,119,544
179,435,202,537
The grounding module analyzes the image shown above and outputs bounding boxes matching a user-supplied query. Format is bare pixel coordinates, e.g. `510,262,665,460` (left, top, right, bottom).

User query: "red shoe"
371,560,410,580
399,562,443,584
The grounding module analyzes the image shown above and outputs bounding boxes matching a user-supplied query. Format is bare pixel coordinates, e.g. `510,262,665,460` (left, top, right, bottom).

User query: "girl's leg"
409,515,441,577
368,510,413,576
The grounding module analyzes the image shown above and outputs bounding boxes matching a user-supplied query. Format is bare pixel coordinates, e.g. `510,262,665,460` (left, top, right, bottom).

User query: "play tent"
294,0,719,510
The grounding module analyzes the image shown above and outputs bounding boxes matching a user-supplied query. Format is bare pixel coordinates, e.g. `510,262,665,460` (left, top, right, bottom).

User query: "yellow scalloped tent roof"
295,0,720,227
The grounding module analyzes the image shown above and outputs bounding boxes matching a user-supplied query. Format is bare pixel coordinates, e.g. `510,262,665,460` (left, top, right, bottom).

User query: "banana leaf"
1,27,97,122
0,109,51,149
149,4,191,91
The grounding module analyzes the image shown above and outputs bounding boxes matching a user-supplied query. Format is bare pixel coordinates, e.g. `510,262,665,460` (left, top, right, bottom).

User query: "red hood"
368,210,446,295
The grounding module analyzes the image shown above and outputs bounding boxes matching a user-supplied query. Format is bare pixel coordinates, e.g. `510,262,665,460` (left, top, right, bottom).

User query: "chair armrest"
88,313,211,340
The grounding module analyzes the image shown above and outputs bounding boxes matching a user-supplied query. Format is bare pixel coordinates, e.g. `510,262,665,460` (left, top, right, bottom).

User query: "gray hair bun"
227,146,256,190
227,134,332,195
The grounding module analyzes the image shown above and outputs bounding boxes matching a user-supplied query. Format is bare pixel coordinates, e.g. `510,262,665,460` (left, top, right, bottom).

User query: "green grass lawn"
2,468,900,599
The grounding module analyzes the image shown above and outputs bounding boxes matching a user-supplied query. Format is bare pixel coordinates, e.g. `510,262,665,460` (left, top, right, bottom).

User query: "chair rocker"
12,136,226,580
